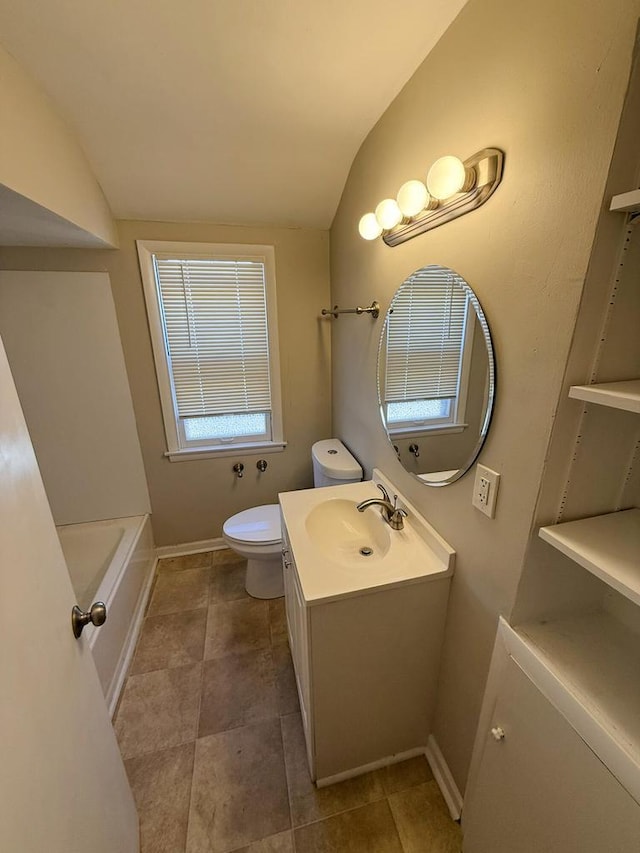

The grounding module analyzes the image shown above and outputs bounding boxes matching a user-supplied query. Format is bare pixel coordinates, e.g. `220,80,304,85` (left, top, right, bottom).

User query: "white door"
0,335,138,853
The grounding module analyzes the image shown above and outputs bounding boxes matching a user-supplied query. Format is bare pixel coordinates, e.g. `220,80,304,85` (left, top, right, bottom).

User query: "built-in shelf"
539,509,640,606
569,379,640,413
503,612,640,806
610,189,640,212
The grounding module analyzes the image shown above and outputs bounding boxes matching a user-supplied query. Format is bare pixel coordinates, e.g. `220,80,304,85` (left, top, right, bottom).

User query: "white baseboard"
105,556,157,718
426,734,463,820
155,536,227,558
316,747,428,788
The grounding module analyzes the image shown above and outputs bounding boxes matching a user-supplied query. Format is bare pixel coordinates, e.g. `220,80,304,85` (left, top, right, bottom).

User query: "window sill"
388,423,468,439
165,441,287,462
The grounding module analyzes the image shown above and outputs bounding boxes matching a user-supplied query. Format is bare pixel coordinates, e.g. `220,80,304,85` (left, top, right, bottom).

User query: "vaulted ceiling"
0,0,467,228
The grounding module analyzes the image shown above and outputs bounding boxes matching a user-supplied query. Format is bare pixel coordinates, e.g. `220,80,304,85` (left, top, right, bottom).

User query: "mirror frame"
376,264,496,487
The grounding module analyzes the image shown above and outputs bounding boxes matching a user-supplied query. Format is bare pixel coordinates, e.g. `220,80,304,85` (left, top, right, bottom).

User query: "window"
137,241,284,460
382,268,473,437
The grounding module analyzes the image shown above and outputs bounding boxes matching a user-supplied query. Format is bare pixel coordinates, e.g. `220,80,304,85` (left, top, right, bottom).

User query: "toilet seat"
222,504,283,599
223,504,281,546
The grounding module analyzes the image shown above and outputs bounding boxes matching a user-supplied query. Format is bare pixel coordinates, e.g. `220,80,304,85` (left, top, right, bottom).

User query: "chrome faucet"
356,483,408,530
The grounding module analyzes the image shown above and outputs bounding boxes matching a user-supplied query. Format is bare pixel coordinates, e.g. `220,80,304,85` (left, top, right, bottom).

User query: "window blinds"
153,255,272,418
385,268,468,403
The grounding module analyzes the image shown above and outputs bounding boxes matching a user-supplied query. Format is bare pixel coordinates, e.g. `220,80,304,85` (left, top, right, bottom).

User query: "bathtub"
57,514,156,716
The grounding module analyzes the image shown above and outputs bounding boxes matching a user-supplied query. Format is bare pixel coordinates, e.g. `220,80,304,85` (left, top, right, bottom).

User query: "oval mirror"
377,264,495,486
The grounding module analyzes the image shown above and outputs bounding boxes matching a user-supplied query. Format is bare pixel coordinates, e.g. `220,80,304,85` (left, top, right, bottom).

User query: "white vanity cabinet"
280,505,452,784
281,521,312,763
463,653,640,853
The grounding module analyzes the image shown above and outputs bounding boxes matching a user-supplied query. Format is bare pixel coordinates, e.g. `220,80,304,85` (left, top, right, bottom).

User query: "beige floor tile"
204,598,271,660
157,551,213,572
272,642,300,716
210,559,250,604
281,713,385,827
388,781,462,853
293,799,403,852
377,755,434,795
131,609,207,674
115,662,202,759
148,568,211,616
125,742,195,853
229,831,294,852
198,649,278,737
268,598,288,646
186,720,290,852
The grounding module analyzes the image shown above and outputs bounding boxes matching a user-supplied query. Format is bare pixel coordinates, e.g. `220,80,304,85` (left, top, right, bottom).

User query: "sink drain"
359,546,374,556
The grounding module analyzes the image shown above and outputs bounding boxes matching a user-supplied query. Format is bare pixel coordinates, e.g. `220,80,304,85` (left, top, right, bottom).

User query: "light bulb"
358,212,383,240
375,198,403,230
426,156,476,200
397,180,430,217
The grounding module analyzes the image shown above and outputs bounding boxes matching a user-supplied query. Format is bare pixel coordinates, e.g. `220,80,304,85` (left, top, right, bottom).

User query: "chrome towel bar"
321,301,380,319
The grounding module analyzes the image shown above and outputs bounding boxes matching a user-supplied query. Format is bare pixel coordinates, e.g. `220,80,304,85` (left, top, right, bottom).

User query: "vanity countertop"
278,468,455,605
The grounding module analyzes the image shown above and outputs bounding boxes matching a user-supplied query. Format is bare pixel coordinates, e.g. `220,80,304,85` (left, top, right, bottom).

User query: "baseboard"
316,747,428,788
106,555,157,718
155,537,227,558
426,734,463,820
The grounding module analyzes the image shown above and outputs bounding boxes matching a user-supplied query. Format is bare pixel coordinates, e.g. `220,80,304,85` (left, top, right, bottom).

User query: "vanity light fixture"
358,147,504,247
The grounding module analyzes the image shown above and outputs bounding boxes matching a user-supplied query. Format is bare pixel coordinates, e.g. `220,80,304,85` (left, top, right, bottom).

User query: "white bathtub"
57,514,156,716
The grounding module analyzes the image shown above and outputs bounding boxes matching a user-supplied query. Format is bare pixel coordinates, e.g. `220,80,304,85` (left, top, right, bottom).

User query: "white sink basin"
279,471,455,604
305,498,391,566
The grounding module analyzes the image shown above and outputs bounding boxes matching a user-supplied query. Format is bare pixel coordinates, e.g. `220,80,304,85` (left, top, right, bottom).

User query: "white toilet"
222,439,363,599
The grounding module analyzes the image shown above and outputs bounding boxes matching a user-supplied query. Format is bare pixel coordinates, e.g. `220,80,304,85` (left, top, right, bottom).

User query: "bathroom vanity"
278,470,455,784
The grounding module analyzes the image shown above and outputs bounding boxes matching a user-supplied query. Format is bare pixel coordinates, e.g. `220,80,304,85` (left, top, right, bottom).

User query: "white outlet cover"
472,464,500,518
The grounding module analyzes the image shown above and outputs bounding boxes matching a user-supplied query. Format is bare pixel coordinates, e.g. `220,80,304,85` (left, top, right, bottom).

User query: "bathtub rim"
59,516,141,613
58,514,156,716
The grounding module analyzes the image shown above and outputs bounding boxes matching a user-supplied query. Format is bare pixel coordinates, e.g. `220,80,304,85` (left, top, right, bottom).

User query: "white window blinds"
153,255,272,418
385,268,468,403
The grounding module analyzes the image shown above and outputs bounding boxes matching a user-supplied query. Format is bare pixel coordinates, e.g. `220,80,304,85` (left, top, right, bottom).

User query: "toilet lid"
223,504,281,545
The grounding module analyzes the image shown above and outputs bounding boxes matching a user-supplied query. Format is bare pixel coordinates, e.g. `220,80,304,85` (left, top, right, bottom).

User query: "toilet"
222,439,363,599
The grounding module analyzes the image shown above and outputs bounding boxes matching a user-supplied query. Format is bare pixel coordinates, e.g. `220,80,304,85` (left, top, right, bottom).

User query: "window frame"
137,240,285,461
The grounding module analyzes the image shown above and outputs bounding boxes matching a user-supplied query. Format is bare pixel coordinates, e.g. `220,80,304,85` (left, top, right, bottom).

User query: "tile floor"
114,549,462,853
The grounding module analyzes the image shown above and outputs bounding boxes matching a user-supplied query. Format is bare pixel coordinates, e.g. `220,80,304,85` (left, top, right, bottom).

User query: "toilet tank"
312,439,363,487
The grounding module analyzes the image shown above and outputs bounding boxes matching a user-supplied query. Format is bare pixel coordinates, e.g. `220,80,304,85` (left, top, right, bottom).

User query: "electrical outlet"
472,465,500,518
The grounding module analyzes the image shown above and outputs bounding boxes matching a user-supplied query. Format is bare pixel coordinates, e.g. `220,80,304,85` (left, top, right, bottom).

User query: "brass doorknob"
72,601,107,639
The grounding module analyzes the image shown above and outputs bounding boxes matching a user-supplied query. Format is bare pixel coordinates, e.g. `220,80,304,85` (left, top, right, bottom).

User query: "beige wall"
0,45,117,247
0,271,150,525
0,220,331,545
329,0,640,793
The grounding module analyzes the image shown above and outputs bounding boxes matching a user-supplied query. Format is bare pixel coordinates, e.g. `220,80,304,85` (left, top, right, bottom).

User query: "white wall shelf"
569,380,640,413
539,509,640,606
610,189,640,212
503,614,640,807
